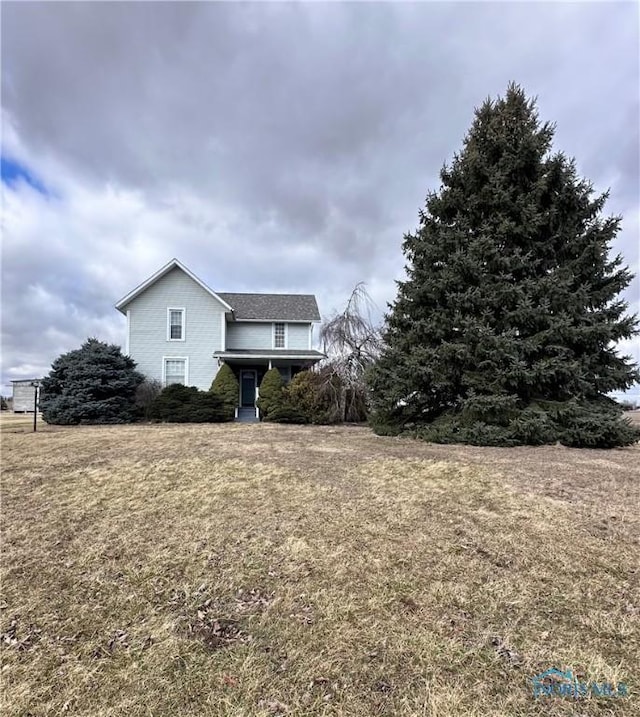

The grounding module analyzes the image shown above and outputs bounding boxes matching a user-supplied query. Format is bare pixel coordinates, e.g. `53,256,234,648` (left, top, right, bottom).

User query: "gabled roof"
115,259,233,314
115,259,321,321
218,293,321,321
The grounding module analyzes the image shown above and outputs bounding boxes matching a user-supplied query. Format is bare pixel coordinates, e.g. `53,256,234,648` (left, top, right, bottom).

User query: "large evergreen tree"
40,338,144,424
369,84,639,448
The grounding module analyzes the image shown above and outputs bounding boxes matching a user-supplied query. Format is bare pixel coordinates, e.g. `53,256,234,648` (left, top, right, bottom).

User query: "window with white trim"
168,309,185,340
274,322,286,348
165,358,186,385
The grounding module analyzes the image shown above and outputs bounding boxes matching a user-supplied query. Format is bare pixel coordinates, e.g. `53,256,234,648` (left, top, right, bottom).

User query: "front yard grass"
1,420,638,715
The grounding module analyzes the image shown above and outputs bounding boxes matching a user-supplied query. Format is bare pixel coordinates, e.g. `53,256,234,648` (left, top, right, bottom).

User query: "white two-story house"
115,259,324,417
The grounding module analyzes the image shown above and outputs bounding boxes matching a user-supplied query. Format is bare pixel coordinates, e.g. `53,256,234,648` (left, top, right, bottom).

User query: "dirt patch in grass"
1,422,638,716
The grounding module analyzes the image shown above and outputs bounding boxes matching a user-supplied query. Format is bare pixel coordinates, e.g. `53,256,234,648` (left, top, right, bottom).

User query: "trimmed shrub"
287,369,342,424
286,370,317,421
210,364,239,420
149,384,230,423
40,338,144,425
256,368,286,420
265,404,309,424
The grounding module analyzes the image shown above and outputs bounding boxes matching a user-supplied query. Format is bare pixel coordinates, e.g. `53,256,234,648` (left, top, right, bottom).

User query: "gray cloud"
1,1,639,395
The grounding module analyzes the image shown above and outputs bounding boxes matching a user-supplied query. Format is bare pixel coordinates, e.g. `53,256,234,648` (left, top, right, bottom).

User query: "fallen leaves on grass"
0,616,41,650
258,698,290,715
187,616,249,651
491,636,523,667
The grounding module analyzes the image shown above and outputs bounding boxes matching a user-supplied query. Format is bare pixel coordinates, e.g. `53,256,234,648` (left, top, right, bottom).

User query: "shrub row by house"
38,338,346,425
148,384,231,423
40,339,235,425
142,364,239,423
39,340,360,425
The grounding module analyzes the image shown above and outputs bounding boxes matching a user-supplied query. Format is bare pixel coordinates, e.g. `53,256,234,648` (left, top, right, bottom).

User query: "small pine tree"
40,338,144,424
256,368,285,420
210,364,239,420
369,84,640,448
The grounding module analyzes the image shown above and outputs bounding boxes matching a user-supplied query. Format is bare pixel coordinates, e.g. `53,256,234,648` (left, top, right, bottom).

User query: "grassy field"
1,416,639,716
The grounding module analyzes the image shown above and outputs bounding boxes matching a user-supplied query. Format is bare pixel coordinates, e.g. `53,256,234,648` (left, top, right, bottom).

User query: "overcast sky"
2,1,639,398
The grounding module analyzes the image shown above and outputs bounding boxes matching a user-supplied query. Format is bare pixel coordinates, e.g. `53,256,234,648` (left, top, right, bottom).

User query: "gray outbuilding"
11,379,41,413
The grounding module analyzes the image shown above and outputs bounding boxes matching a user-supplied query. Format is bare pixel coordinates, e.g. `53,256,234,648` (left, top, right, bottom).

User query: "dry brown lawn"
1,416,639,716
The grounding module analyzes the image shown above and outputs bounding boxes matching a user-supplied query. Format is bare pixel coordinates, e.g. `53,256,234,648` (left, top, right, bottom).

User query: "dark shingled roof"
218,292,320,321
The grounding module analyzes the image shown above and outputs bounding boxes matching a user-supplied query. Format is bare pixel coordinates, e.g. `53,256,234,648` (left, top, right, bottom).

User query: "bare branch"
315,283,383,421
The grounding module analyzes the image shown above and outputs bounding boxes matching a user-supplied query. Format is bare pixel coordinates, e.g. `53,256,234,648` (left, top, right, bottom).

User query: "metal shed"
11,379,41,413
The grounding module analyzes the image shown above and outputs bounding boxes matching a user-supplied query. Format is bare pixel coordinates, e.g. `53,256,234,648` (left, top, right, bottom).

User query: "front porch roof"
213,349,325,361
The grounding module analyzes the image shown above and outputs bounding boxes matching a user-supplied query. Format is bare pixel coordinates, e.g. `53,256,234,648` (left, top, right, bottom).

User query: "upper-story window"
167,308,185,341
274,322,286,348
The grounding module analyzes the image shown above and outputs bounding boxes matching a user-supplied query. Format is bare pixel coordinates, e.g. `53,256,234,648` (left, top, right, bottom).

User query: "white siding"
226,322,312,350
126,267,226,390
226,322,273,350
287,323,311,350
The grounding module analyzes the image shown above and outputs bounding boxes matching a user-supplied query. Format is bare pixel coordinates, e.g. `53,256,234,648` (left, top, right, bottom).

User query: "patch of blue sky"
1,155,51,196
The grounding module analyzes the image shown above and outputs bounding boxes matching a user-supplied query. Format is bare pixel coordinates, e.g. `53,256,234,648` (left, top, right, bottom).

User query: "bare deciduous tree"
135,378,163,420
318,283,382,421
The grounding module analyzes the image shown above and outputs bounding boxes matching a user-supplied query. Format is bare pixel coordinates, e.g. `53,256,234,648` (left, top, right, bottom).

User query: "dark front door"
240,371,256,407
